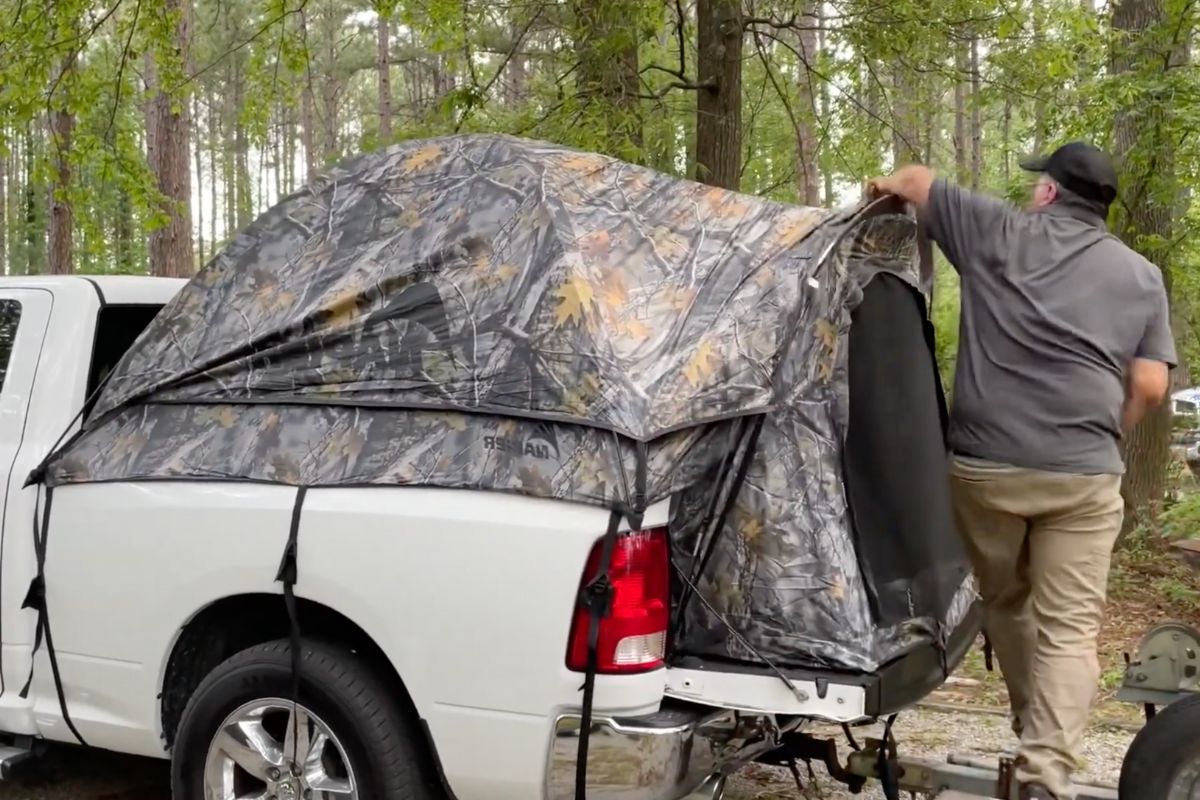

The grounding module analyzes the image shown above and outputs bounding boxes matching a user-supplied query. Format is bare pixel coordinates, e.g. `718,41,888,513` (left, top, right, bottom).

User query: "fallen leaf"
617,317,652,342
579,230,611,259
683,339,718,385
815,319,837,352
740,517,764,544
560,153,608,175
600,270,628,310
553,272,597,328
667,286,696,311
324,287,362,329
257,286,297,315
402,144,443,173
774,212,819,248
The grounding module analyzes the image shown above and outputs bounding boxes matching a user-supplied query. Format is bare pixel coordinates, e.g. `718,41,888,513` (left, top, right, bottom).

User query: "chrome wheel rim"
203,698,358,800
1168,755,1200,800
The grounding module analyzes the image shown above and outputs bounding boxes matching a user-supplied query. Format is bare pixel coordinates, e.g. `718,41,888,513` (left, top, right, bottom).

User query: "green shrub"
1159,491,1200,541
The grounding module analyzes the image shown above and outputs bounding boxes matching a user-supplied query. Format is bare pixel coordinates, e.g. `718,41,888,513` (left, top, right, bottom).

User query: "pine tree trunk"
1031,0,1046,154
115,187,133,272
954,38,969,184
695,0,742,188
505,20,528,107
970,36,982,189
146,0,195,278
1112,0,1183,535
6,142,15,274
795,0,820,206
818,14,833,207
891,67,920,167
572,0,643,160
47,61,75,276
222,69,236,238
194,94,205,268
321,10,340,165
1002,97,1012,184
302,80,317,182
234,62,252,230
377,11,393,144
273,107,284,202
208,90,218,248
0,127,7,275
23,123,45,275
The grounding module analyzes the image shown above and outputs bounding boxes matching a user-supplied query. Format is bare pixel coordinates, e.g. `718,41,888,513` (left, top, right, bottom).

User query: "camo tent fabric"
46,134,975,672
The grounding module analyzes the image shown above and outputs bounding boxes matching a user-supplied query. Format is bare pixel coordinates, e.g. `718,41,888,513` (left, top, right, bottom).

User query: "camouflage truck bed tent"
44,134,975,672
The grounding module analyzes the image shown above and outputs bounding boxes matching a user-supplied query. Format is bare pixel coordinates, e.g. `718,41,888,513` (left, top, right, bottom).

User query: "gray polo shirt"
925,179,1176,475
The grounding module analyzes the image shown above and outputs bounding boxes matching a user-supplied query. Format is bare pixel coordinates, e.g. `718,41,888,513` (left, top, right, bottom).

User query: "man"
868,142,1174,800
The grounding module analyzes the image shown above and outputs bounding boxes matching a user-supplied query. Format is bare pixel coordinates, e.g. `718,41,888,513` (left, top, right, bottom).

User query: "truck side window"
86,305,164,399
0,300,22,394
82,304,164,419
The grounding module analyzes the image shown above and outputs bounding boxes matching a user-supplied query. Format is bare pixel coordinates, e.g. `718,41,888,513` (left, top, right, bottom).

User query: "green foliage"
0,0,1195,294
1158,491,1200,541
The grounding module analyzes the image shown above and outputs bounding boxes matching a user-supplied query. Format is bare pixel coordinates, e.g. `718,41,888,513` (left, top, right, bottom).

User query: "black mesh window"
0,300,23,394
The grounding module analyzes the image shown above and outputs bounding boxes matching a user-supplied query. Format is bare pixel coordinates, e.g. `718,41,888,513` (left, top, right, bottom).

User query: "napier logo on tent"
482,426,560,460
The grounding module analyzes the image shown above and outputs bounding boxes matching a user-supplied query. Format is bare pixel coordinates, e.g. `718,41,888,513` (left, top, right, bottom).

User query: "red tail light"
566,527,670,674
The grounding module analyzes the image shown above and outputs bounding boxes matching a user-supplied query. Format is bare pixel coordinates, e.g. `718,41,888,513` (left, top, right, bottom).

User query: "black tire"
171,639,445,800
1119,693,1200,799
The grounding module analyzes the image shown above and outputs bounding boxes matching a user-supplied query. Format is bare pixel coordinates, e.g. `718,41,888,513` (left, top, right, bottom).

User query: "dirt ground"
0,541,1190,799
0,705,1135,800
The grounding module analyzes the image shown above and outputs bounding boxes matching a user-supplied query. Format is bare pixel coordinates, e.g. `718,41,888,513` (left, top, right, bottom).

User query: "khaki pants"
950,457,1123,799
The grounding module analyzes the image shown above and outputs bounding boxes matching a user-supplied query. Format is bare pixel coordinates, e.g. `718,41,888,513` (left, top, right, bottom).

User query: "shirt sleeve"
923,179,1016,276
1135,285,1178,368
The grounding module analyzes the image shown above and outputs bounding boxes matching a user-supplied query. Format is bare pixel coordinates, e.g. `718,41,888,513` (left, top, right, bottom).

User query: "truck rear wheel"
1118,693,1200,799
171,639,444,800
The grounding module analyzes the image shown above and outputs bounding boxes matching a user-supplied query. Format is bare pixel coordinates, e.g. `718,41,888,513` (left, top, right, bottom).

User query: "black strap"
18,487,86,745
574,509,621,800
677,415,766,616
275,486,307,771
877,713,900,800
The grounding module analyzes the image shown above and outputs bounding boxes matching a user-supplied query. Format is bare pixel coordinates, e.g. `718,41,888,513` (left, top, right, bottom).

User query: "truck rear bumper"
545,704,776,800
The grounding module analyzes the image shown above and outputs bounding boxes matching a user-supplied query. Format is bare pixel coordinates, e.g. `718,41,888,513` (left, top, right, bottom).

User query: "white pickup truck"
0,275,821,796
0,273,973,800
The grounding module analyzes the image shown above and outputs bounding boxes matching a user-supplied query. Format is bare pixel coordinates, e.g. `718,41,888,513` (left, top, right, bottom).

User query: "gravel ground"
725,706,1134,799
0,706,1133,799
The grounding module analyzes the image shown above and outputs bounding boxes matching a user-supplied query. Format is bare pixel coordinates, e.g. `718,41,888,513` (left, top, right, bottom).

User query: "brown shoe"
1019,785,1058,800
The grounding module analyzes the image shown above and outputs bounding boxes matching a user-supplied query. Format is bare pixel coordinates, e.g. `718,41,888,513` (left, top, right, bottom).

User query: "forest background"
1,0,1199,533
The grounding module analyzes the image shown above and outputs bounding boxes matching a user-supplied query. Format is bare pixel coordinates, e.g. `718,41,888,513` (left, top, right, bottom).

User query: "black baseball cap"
1019,141,1119,206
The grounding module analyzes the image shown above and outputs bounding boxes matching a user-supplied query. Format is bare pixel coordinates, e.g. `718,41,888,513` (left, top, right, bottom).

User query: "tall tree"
145,0,195,278
572,0,643,159
954,39,970,184
695,0,742,188
47,47,76,275
0,132,7,274
1110,0,1189,530
376,5,393,144
795,0,821,205
969,35,982,188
